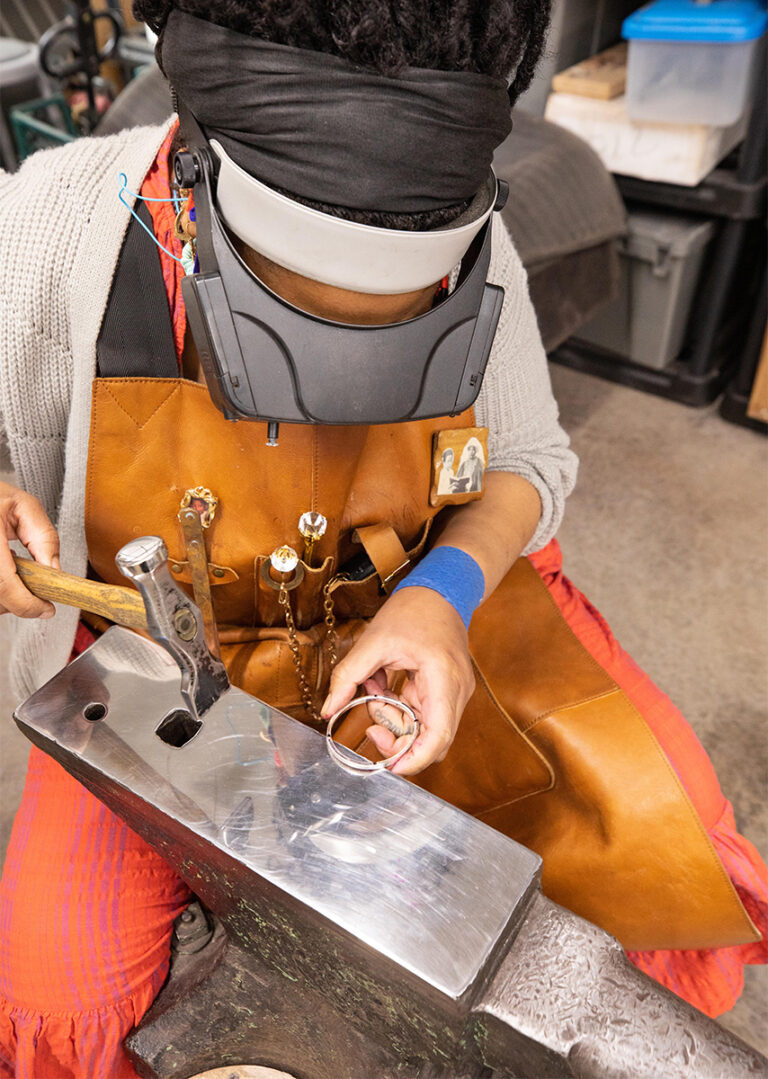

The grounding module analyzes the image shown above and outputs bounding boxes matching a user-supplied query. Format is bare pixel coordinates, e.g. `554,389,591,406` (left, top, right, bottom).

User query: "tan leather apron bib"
85,376,758,952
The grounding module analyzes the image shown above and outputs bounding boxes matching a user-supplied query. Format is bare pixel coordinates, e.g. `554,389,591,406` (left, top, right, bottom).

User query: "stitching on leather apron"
103,380,181,429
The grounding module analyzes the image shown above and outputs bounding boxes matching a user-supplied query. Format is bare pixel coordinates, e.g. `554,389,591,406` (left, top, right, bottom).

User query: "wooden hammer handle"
13,555,148,631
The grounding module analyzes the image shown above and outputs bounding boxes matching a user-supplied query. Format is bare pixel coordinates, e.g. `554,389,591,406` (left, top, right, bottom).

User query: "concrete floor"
1,364,766,1057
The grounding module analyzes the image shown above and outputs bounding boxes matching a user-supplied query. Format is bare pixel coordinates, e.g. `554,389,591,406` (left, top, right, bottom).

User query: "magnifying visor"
175,113,508,430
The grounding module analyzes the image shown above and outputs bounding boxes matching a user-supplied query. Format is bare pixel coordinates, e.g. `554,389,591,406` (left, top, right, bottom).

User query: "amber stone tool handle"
12,554,148,631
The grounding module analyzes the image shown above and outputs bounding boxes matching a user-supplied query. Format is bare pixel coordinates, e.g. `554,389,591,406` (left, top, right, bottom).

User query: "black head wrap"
161,10,512,213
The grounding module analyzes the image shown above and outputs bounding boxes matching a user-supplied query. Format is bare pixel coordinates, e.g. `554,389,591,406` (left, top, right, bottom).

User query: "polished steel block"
15,628,768,1078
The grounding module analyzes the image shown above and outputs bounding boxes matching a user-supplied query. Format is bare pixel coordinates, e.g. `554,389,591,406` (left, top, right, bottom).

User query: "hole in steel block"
156,708,202,748
83,702,108,722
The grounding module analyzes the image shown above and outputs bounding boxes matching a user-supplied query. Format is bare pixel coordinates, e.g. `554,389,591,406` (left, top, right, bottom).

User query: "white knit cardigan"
0,121,577,700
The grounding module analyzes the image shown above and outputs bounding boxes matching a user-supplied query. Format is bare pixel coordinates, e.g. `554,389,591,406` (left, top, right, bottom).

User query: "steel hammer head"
115,536,230,721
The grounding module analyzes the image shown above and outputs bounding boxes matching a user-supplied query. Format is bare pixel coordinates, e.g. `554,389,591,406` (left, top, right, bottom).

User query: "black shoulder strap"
97,201,179,378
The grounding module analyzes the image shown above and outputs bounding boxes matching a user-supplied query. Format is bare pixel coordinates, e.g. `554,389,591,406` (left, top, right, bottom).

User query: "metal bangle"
326,694,419,774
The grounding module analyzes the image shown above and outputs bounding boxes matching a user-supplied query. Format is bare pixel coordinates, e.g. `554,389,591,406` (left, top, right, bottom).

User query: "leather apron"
84,377,758,953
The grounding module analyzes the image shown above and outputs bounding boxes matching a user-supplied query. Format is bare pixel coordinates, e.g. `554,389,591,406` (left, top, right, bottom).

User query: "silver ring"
326,694,419,774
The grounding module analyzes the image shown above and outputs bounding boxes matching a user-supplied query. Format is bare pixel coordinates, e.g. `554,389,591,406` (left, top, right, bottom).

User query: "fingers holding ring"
326,694,419,774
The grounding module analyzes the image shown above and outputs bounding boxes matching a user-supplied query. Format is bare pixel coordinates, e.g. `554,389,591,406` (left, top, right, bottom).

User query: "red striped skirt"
1,539,766,1077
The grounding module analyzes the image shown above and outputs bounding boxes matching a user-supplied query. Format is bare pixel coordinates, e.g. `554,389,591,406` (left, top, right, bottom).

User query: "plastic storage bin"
622,0,767,126
574,208,715,370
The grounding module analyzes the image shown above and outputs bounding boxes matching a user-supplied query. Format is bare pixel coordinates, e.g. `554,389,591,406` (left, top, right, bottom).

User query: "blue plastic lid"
623,0,768,42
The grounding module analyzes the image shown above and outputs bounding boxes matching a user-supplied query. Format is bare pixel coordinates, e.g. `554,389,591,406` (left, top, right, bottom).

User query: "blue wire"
118,172,185,266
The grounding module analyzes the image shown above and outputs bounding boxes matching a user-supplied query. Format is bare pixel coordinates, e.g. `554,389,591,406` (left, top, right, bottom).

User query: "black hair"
135,0,551,229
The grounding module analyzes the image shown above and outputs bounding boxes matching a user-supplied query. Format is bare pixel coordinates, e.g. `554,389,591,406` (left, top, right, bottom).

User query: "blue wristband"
392,546,485,629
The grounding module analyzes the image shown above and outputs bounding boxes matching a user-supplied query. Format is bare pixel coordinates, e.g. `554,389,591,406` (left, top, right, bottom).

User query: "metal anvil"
14,624,768,1079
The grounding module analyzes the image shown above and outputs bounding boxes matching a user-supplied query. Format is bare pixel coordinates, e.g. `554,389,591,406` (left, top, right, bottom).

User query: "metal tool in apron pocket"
177,486,222,660
297,510,327,568
260,542,342,723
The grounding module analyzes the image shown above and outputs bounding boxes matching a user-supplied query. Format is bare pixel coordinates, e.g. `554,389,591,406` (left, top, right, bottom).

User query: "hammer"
13,536,229,722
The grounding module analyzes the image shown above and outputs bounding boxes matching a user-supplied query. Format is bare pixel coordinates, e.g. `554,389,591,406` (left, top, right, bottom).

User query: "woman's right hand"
0,481,60,618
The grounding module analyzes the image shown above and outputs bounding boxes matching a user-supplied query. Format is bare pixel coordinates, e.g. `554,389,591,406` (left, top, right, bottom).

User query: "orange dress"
1,129,765,1078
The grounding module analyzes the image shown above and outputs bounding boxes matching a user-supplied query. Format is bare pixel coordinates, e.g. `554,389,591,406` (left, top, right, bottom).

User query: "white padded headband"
210,139,497,295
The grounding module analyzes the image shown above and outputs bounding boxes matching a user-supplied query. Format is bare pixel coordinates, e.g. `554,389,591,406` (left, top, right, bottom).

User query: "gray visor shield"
181,148,506,427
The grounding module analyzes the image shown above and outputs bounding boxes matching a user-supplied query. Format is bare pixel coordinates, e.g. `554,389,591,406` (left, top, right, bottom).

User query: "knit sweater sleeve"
0,152,78,510
0,124,173,701
0,126,171,512
473,216,578,553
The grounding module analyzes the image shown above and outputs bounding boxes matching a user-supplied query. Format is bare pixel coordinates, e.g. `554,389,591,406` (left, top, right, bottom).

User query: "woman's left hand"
321,586,475,775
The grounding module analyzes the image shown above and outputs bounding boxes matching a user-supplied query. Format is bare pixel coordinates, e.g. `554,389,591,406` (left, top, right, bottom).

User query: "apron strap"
96,203,178,378
352,524,410,593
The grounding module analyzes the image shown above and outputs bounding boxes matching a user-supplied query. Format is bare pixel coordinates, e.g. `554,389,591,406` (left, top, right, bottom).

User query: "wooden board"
747,329,768,423
552,43,628,101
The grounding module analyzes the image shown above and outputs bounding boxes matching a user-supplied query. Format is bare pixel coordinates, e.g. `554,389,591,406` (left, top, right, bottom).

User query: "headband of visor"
162,12,513,430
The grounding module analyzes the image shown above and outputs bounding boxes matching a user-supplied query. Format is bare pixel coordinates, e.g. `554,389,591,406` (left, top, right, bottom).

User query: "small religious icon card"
430,427,489,507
